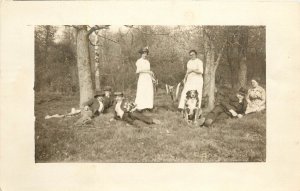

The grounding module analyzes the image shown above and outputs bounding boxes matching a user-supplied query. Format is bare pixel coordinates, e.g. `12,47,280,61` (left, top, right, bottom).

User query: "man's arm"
82,99,94,107
221,95,235,111
221,95,239,116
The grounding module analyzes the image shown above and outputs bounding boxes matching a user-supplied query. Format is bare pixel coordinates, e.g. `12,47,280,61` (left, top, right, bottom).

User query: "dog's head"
186,90,199,99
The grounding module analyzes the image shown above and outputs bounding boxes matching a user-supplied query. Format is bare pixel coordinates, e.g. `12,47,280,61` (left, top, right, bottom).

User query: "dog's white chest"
185,98,198,108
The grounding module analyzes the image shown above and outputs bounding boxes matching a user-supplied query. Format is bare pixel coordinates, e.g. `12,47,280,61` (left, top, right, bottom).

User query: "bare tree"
202,26,227,111
226,26,249,89
73,25,110,106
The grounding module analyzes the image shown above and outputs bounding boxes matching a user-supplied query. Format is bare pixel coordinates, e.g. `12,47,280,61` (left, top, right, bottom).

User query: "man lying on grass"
75,91,113,126
113,92,161,128
199,87,248,127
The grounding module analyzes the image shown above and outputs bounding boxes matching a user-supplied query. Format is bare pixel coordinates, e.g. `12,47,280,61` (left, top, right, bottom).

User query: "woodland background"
34,25,265,109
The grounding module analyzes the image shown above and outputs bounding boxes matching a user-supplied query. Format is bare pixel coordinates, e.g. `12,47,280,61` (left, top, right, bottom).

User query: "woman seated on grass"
245,78,266,114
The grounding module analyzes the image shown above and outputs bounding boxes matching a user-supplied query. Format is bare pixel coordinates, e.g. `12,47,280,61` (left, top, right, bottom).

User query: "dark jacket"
221,95,247,115
83,98,101,115
83,97,114,115
102,96,114,112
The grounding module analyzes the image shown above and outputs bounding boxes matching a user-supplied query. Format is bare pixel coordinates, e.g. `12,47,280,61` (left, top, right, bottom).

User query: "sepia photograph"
34,25,266,162
1,1,300,190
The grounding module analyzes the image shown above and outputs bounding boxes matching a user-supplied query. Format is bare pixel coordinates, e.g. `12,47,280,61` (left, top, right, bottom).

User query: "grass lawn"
35,89,266,162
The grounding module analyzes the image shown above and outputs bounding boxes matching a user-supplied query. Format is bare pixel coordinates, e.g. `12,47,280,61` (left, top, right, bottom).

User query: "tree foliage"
35,25,266,105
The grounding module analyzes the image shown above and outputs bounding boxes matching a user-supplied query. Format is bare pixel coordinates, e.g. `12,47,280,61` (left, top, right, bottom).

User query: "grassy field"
35,89,266,162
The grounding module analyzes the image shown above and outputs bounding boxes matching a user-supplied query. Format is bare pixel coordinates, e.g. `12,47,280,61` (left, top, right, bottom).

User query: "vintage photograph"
34,25,266,162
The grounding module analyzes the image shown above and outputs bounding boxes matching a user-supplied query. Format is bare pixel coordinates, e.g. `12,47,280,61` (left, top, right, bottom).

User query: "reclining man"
75,90,112,126
113,92,161,127
199,87,248,127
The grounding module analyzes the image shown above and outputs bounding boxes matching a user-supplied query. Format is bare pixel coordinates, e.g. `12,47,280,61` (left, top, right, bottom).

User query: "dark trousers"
122,111,154,125
205,105,230,123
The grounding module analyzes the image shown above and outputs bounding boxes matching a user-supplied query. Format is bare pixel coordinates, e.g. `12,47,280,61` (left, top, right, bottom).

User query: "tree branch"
98,34,120,44
66,25,81,30
88,33,119,47
87,25,110,36
89,40,103,47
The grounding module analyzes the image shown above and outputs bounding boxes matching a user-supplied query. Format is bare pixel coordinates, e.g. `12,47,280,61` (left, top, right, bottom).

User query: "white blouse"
136,58,151,73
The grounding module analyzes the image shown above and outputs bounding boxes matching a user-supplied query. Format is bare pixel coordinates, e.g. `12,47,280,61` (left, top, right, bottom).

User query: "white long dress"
135,58,154,110
178,58,203,109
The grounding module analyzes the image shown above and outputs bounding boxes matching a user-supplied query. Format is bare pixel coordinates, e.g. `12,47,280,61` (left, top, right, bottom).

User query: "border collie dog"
183,90,201,124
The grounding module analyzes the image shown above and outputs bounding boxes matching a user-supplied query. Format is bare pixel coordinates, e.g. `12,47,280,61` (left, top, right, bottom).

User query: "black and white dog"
183,90,201,124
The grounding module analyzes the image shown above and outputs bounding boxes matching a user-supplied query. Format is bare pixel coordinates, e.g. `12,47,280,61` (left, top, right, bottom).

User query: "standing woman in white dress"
178,50,204,110
135,47,154,111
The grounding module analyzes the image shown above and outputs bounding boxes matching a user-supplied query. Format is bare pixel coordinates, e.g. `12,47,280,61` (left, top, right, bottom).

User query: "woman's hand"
187,69,202,75
187,69,193,74
139,70,152,74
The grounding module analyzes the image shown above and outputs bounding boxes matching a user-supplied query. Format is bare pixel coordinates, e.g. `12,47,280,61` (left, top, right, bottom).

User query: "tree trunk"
203,39,216,111
94,35,101,91
238,56,247,88
207,67,217,111
226,44,239,90
76,26,94,107
203,27,226,112
237,27,248,88
44,26,50,69
44,26,51,88
227,27,248,89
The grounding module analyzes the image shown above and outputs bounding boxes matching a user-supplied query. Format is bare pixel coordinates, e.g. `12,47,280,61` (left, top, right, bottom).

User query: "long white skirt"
135,73,154,110
178,74,203,109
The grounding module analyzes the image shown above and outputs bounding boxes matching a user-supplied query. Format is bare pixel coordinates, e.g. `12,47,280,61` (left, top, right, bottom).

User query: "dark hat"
238,87,247,96
94,91,105,98
114,92,124,96
103,86,112,91
138,46,149,54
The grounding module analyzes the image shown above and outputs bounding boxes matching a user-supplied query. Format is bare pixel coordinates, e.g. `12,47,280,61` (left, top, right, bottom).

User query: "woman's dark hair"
138,47,149,55
189,50,197,55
